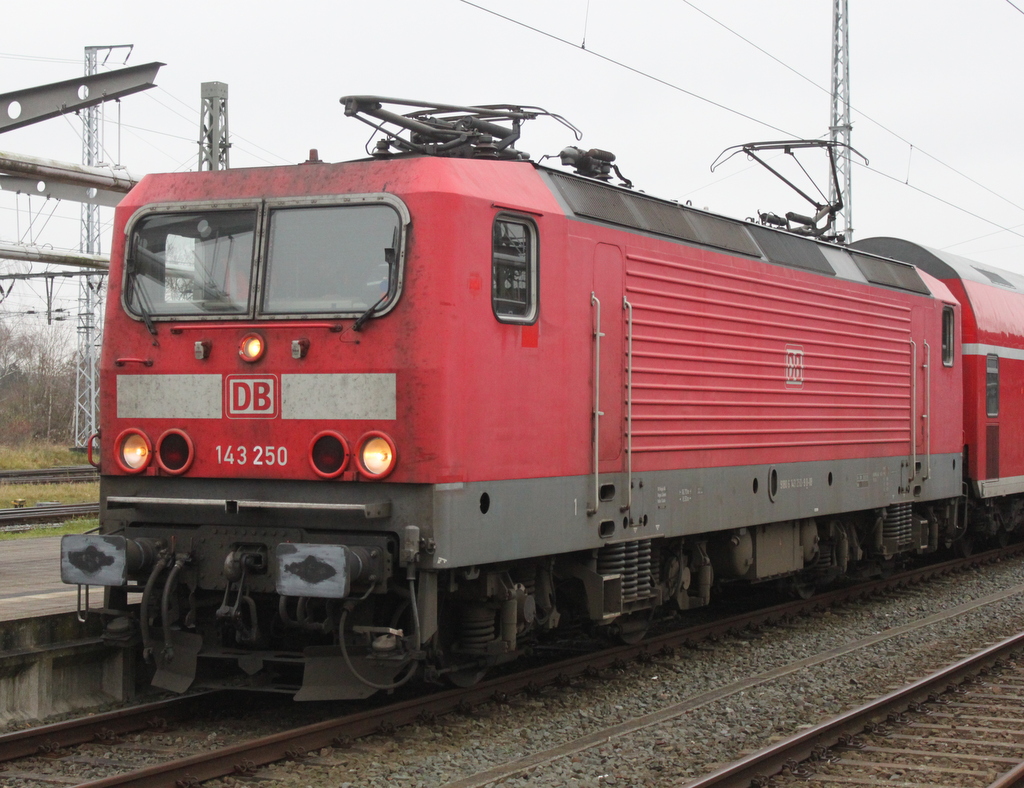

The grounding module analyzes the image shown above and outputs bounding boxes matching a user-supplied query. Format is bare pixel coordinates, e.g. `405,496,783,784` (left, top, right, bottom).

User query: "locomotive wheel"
447,665,489,688
953,534,974,558
614,611,653,645
788,577,816,600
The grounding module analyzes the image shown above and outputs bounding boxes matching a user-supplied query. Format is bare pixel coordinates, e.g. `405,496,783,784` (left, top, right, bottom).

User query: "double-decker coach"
855,237,1024,550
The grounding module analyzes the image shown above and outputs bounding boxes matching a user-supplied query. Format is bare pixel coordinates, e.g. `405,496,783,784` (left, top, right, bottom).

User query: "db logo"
785,345,804,388
226,375,279,419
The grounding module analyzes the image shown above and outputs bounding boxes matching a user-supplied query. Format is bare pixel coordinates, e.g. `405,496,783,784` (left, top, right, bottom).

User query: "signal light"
156,429,194,474
239,333,265,362
116,429,152,473
309,431,350,478
356,431,397,479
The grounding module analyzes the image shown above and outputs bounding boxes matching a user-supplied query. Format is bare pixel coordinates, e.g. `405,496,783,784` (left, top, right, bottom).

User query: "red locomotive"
60,98,985,699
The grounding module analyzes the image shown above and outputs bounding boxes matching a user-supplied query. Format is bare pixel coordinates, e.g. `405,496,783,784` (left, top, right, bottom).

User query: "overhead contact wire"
457,0,797,138
681,0,1024,221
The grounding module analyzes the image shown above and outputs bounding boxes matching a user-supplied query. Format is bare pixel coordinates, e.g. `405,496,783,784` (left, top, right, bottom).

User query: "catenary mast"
199,82,230,171
74,46,117,448
829,0,853,242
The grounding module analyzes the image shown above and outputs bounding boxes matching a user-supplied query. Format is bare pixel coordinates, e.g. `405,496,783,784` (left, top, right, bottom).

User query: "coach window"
492,216,538,323
942,306,954,366
986,354,999,417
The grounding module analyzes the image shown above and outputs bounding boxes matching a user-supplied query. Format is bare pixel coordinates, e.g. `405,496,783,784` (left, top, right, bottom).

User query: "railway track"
0,466,99,486
0,544,1021,787
684,633,1024,788
0,502,99,527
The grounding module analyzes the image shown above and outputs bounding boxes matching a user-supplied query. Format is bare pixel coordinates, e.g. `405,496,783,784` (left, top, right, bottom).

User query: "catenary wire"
462,0,1024,252
678,0,1024,234
457,0,798,138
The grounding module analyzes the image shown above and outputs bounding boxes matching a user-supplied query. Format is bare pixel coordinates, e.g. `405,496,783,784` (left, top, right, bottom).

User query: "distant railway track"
684,632,1024,788
0,502,99,528
0,465,99,485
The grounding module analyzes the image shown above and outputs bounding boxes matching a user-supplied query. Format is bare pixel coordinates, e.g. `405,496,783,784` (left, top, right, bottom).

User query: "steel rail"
67,544,1024,788
0,502,99,525
679,631,1024,788
0,694,215,763
0,465,99,484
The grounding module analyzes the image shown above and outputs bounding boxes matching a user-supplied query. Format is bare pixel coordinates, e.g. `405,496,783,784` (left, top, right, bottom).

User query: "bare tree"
0,318,76,445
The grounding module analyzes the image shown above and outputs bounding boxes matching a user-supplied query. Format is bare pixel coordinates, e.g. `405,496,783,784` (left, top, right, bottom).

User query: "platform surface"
0,538,77,621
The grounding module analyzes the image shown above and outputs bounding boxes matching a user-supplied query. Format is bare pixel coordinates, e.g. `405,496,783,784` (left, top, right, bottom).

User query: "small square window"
492,217,537,323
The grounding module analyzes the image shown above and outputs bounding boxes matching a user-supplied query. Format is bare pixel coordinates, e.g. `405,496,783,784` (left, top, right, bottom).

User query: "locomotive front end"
61,174,439,699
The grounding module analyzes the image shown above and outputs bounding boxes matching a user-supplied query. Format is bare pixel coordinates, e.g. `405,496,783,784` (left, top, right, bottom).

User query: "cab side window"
492,216,538,323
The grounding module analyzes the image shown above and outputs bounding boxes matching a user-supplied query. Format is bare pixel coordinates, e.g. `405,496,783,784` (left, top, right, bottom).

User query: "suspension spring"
459,606,496,654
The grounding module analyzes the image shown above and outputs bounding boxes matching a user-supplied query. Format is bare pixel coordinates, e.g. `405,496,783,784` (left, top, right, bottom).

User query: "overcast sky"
2,0,1023,322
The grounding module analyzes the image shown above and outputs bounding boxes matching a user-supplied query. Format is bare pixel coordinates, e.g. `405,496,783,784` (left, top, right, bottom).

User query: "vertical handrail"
910,339,917,482
76,584,91,623
589,292,603,515
923,341,930,480
623,297,633,514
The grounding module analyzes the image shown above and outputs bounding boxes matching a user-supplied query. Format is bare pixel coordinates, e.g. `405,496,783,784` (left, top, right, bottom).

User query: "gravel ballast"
201,557,1024,788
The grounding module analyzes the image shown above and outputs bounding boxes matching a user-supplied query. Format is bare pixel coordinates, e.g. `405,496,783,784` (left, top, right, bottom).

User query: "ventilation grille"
851,253,930,294
747,225,835,276
987,424,1000,479
549,173,761,257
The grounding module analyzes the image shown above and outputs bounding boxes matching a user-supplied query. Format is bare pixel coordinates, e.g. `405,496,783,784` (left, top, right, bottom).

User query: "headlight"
157,429,194,474
356,432,396,479
309,431,350,478
238,333,265,362
116,429,152,473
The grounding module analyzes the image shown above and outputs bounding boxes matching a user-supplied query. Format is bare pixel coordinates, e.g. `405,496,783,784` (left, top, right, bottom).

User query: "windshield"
261,204,399,315
126,210,255,317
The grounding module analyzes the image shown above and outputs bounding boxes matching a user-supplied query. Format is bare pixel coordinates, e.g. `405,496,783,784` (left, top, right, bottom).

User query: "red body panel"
957,279,1024,483
102,160,961,493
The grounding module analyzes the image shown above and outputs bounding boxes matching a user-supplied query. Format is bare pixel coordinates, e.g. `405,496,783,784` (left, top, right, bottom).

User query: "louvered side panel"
625,250,912,466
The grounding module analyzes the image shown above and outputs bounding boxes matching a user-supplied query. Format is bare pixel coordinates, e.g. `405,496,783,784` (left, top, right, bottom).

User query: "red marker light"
157,429,194,474
309,431,350,478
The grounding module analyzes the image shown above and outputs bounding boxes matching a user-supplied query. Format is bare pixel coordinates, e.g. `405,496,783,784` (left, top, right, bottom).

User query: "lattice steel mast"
75,48,106,446
199,82,230,171
829,0,853,242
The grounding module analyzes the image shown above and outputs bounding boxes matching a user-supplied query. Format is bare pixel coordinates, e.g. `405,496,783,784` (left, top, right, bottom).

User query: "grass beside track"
0,440,99,541
0,481,100,508
0,518,98,541
0,477,100,541
0,442,85,470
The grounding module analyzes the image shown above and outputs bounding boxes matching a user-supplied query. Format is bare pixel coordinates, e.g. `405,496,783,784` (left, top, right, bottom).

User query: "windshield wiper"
352,241,396,333
351,292,389,333
137,297,158,337
126,238,158,337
